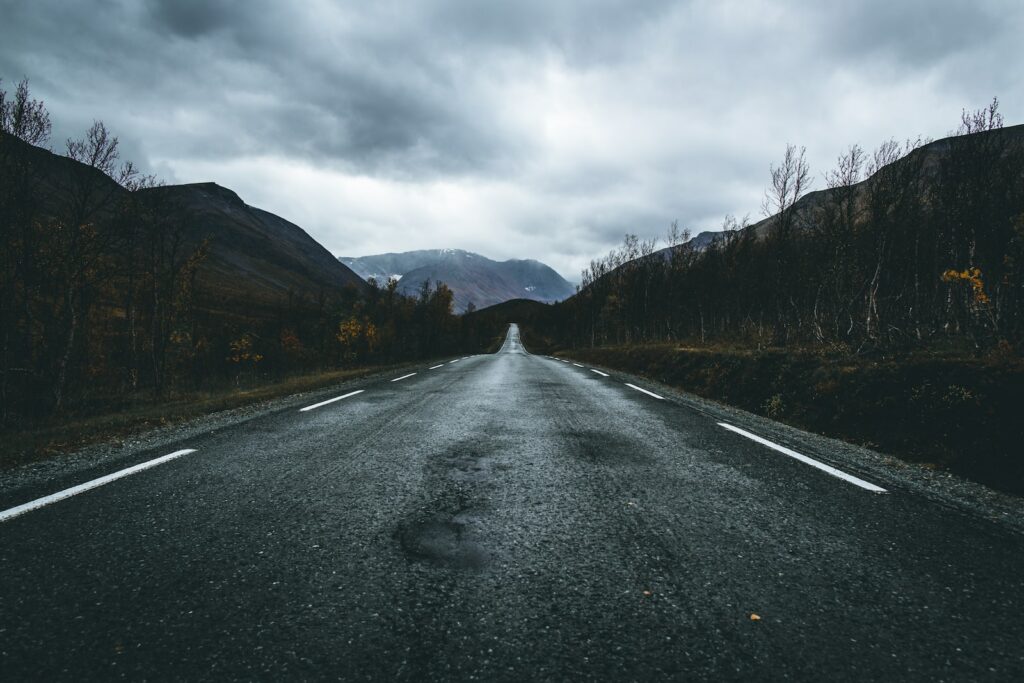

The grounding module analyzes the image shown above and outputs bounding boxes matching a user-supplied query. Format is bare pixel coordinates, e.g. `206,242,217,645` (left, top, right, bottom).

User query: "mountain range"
339,249,576,313
5,133,573,323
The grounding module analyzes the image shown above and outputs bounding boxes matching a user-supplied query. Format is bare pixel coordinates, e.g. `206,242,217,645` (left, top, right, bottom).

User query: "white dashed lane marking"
0,449,199,523
718,423,887,493
625,383,664,400
299,390,365,412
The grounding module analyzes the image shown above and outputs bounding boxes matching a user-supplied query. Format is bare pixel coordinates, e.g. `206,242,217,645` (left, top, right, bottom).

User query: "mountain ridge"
1,135,367,319
340,249,575,312
660,123,1024,260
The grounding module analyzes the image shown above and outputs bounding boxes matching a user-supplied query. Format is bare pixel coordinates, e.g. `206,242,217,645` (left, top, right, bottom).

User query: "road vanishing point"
2,325,1023,680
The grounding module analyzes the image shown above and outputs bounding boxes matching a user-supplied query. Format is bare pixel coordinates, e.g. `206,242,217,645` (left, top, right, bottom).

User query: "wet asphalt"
1,324,1023,681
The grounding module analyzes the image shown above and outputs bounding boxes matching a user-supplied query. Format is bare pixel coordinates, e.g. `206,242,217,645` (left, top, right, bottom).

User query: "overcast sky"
2,0,1022,280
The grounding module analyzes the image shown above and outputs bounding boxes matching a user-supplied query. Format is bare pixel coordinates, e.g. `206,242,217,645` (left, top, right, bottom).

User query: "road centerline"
299,390,365,412
718,422,888,493
0,449,198,523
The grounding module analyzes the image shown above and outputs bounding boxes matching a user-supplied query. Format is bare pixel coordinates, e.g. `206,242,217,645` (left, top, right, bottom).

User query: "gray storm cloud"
1,0,1021,279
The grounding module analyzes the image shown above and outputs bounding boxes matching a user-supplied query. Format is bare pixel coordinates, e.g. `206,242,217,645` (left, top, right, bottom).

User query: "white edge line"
573,363,584,367
0,449,198,523
449,359,459,364
625,383,664,400
590,368,609,377
299,389,365,412
391,373,417,382
429,364,444,370
718,422,887,493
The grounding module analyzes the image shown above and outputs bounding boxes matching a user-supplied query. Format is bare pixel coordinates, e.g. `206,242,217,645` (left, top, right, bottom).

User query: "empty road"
2,324,1023,680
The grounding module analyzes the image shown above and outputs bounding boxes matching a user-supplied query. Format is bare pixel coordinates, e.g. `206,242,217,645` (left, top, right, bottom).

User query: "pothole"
395,514,489,569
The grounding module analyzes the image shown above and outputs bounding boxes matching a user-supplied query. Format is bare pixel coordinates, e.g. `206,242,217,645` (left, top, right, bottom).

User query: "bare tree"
762,144,812,238
763,144,811,342
51,121,137,409
0,78,52,145
957,97,1003,135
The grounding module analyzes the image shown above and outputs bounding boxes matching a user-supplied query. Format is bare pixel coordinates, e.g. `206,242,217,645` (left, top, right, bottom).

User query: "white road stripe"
0,449,197,523
299,389,364,412
590,369,609,377
391,373,416,383
625,383,664,399
573,363,584,367
429,364,444,370
449,359,460,364
718,422,888,493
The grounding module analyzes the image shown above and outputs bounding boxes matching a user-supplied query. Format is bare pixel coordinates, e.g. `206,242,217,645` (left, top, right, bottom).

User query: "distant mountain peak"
339,249,574,313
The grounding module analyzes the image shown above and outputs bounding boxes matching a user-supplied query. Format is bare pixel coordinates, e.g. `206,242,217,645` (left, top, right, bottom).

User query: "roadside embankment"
0,360,446,472
560,344,1024,495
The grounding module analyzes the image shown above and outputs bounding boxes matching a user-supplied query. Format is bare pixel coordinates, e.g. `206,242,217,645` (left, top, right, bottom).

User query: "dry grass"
0,364,414,471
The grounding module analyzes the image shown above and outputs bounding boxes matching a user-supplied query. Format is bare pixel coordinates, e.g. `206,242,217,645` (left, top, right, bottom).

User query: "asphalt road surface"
2,324,1023,680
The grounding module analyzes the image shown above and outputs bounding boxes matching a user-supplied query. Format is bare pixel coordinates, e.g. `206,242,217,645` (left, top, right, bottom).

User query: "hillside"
339,249,575,312
658,124,1024,260
138,182,366,314
1,128,384,421
1,135,366,319
562,123,1024,351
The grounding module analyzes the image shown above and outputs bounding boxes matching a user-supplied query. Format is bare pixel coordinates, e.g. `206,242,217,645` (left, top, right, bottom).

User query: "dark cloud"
148,0,234,37
820,1,1007,66
1,0,1021,277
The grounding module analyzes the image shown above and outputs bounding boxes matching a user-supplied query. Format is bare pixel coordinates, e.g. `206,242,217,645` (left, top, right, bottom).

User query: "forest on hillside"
5,74,1022,449
550,100,1024,356
0,80,489,429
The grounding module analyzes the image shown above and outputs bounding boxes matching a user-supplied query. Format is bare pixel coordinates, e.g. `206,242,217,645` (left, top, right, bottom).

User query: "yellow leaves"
750,613,762,621
228,335,262,364
336,318,362,347
941,266,980,284
337,317,380,355
364,320,379,351
941,266,989,304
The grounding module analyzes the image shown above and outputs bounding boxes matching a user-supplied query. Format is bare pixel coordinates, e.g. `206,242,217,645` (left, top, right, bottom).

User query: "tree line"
0,79,484,428
554,99,1024,355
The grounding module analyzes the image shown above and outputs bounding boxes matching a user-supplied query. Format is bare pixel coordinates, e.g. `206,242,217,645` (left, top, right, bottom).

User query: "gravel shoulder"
559,353,1024,534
